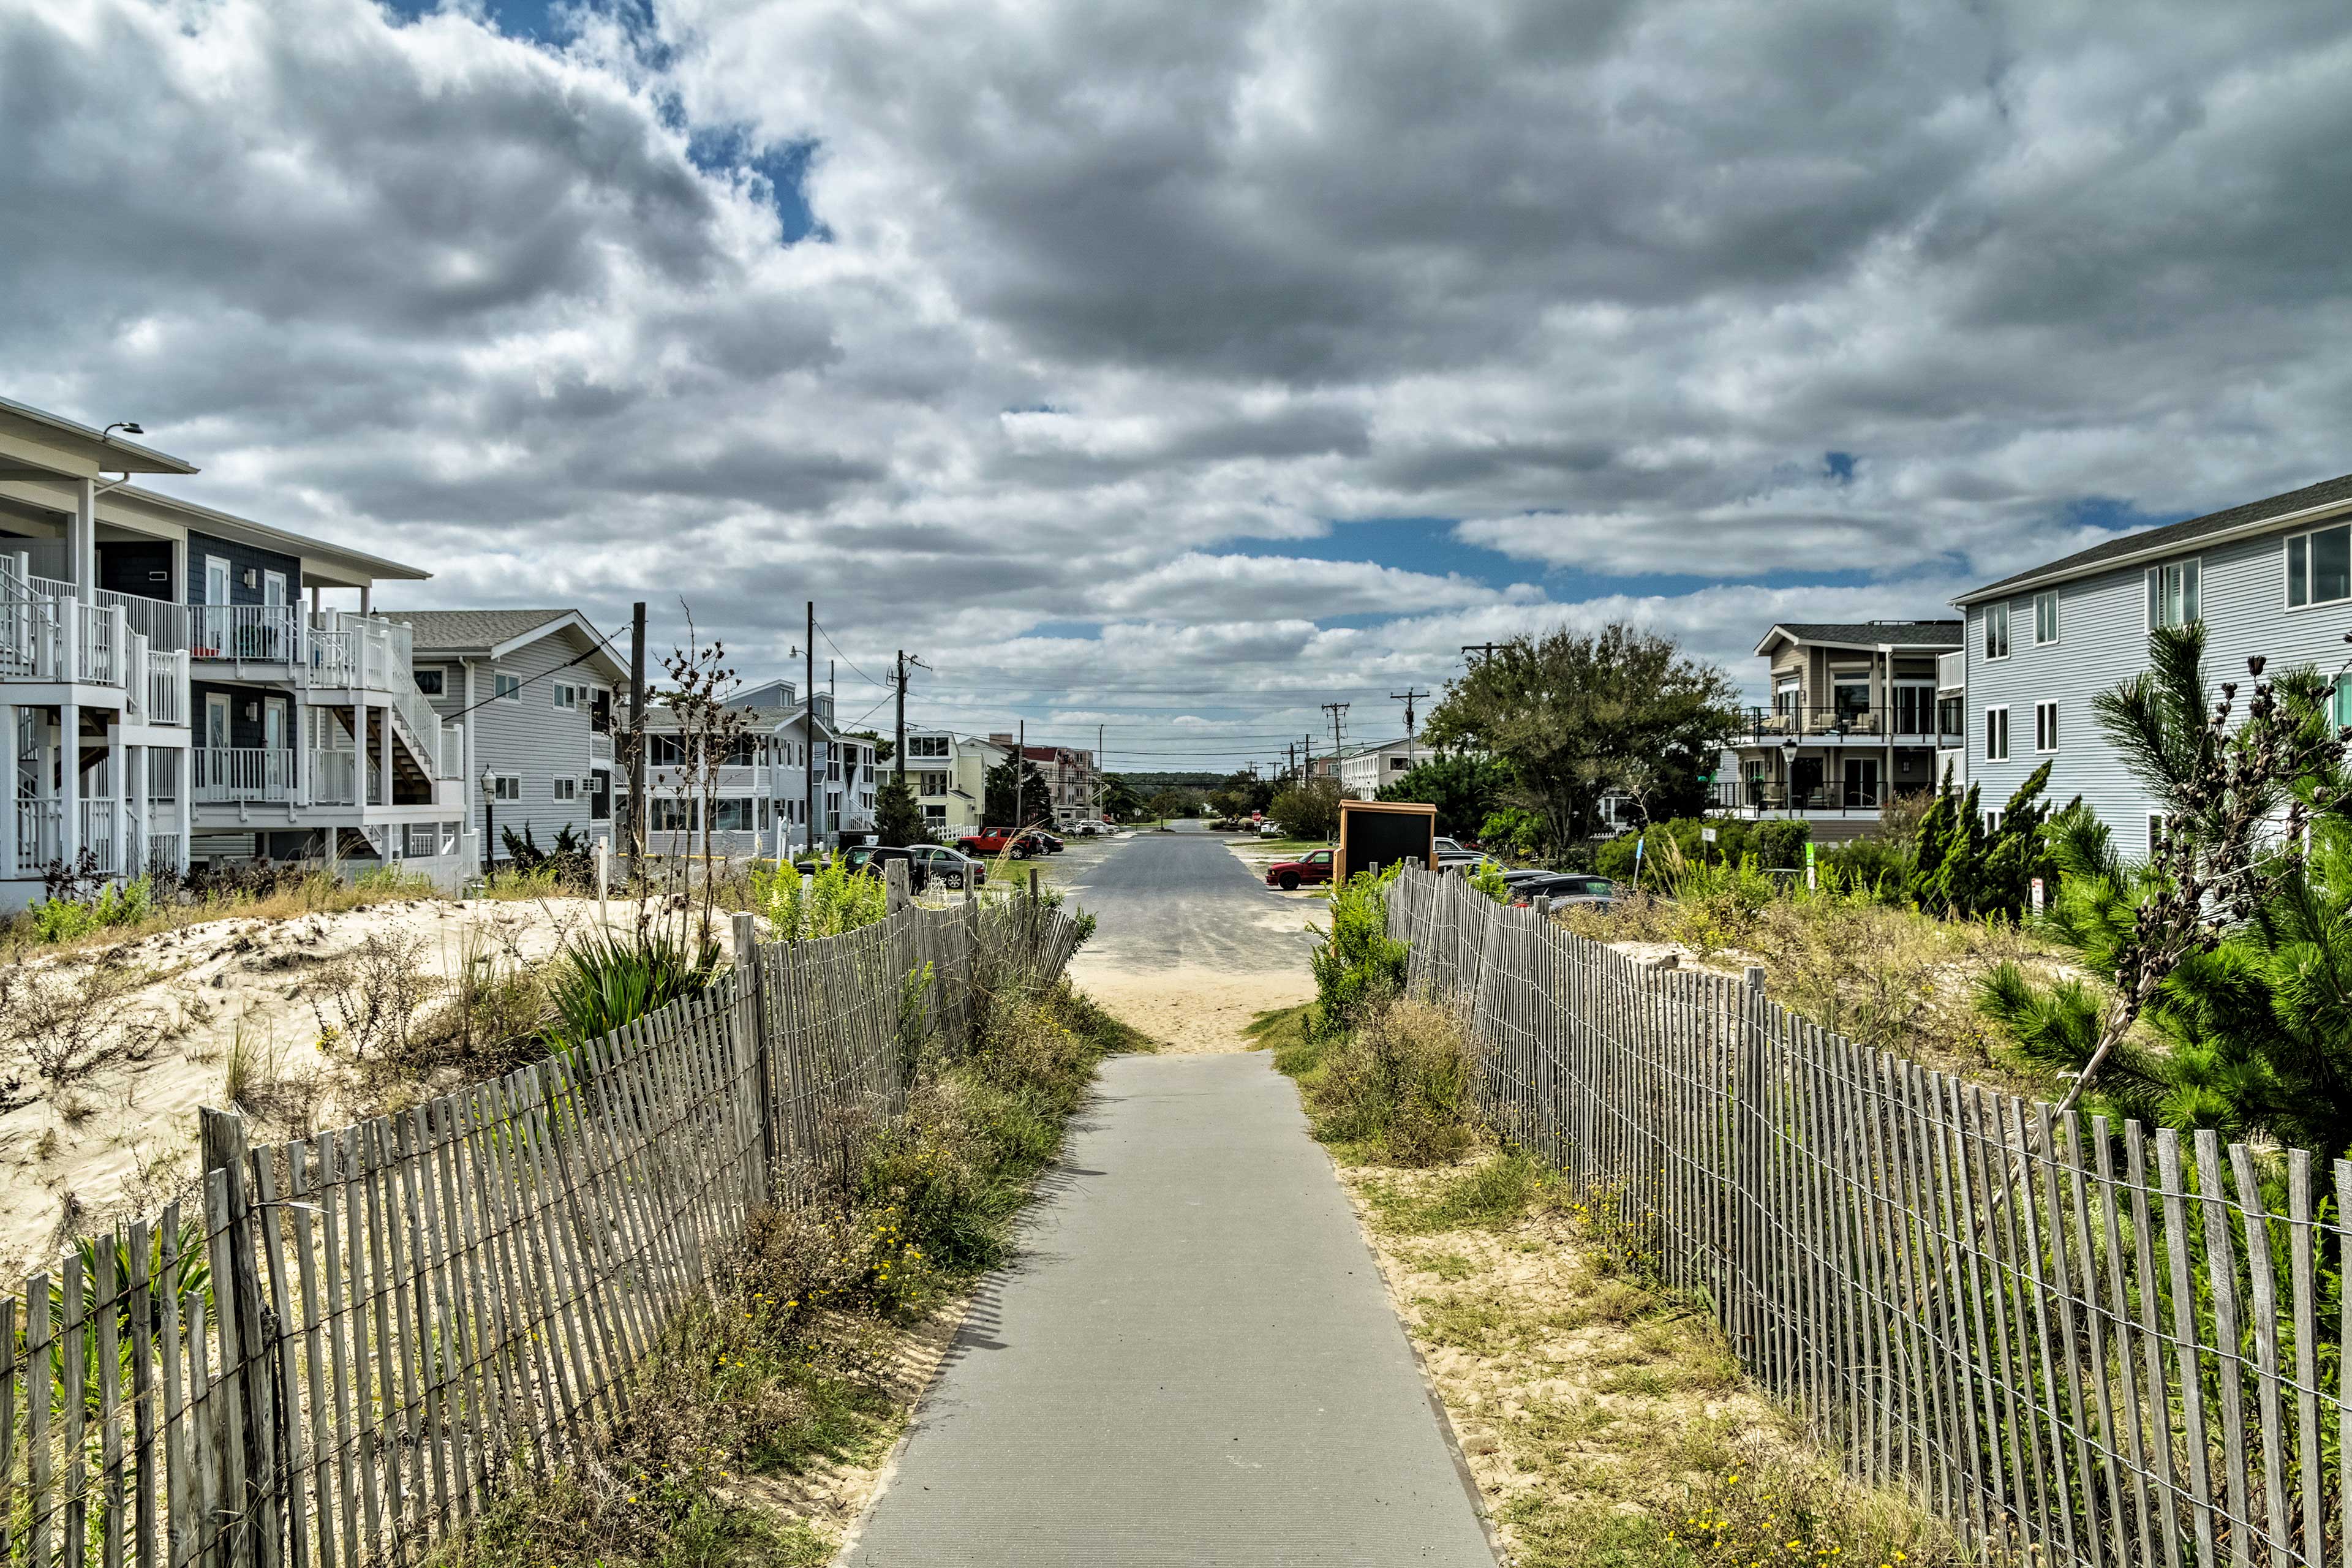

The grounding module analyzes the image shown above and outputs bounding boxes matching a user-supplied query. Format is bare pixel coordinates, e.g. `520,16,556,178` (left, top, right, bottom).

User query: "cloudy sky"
7,0,2351,775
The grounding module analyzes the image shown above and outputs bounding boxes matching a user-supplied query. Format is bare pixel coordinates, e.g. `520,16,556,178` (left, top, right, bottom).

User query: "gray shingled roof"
396,609,575,653
1766,621,1962,648
1959,471,2352,603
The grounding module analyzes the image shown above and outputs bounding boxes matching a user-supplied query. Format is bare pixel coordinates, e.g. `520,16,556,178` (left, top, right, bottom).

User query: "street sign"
1804,839,1817,891
1701,827,1717,843
2030,875,2045,913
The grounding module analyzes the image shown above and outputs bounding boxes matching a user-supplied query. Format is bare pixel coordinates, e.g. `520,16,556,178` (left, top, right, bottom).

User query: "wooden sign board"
1336,798,1437,885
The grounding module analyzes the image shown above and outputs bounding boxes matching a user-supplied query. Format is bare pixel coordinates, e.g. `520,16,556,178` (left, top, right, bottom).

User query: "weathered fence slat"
5,897,1077,1568
1383,864,2352,1568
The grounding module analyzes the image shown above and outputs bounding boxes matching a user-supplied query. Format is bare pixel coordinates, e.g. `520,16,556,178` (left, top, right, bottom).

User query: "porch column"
72,479,95,603
176,750,190,875
360,584,372,617
110,726,127,880
59,700,80,864
294,692,311,807
355,693,371,809
132,745,149,877
0,701,13,881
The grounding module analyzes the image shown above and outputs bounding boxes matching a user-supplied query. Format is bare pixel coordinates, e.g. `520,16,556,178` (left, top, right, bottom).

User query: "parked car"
1507,872,1618,910
1264,848,1336,891
793,843,929,891
1431,835,1482,867
956,828,1050,859
1257,820,1285,839
907,843,987,889
1034,831,1066,853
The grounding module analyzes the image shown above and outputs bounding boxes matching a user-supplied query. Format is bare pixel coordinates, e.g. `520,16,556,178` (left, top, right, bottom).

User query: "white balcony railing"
190,605,303,663
194,747,298,804
590,729,614,761
1937,650,1965,692
97,590,189,654
15,799,61,870
78,800,118,876
146,650,186,725
310,748,358,806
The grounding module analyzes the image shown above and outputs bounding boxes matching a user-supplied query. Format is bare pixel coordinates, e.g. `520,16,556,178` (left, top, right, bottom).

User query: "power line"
813,621,891,692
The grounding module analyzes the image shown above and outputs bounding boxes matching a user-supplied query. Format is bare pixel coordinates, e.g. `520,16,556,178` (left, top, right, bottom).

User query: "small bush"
1305,996,1479,1165
1307,870,1408,1039
752,853,886,940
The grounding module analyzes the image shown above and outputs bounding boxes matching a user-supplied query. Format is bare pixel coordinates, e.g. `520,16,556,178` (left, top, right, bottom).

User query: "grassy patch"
1331,1152,1972,1568
1264,994,1476,1166
428,974,1134,1568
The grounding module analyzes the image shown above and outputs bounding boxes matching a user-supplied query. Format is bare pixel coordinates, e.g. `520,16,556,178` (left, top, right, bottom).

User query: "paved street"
1055,824,1319,975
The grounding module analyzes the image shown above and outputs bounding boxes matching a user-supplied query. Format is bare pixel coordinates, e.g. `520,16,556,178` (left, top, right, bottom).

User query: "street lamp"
479,770,498,873
1781,736,1799,821
100,422,143,440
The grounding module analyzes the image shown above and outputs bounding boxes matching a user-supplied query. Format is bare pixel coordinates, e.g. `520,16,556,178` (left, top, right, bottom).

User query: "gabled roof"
1753,621,1962,657
1956,471,2352,605
396,608,625,680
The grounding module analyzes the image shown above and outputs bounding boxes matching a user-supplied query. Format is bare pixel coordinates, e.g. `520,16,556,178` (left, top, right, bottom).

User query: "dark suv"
795,844,930,892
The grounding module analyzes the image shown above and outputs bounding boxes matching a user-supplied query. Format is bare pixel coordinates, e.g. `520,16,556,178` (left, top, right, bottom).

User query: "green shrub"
1307,870,1408,1038
544,924,723,1052
1595,816,1813,884
1467,859,1511,903
751,853,886,940
29,875,157,943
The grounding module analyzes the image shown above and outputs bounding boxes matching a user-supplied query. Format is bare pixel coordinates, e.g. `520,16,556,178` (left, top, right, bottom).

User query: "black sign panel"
1337,801,1435,884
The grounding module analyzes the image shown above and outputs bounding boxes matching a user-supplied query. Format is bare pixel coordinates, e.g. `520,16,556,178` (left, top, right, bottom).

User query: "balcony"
189,605,303,663
1708,780,1888,817
1937,651,1965,693
9,799,179,879
1728,706,1959,746
194,747,297,804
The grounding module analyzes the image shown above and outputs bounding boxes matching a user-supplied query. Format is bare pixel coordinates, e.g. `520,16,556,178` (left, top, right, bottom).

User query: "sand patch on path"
1065,959,1311,1053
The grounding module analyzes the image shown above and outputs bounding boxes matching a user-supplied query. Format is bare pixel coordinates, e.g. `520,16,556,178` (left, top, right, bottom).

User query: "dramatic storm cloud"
6,0,2351,771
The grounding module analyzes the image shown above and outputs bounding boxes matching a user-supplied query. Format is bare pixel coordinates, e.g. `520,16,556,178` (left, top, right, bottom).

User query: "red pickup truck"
956,829,1047,859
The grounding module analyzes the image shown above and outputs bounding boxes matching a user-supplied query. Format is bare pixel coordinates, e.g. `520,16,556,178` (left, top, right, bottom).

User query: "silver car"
908,843,988,890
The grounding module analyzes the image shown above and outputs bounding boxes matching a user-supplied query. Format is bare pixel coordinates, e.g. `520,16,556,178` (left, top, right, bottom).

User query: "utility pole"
804,601,816,856
1392,687,1430,769
1322,701,1349,777
892,650,927,782
1096,722,1106,821
626,600,646,883
1461,641,1503,664
1016,718,1025,831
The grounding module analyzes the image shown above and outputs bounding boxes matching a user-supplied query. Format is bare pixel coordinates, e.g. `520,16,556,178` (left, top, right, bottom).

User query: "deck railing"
98,589,190,654
194,747,298,804
146,649,187,725
190,604,303,663
309,747,358,805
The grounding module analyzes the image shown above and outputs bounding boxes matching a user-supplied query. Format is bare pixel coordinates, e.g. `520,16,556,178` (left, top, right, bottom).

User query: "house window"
2334,673,2352,730
1984,603,2010,661
1830,665,1872,724
909,735,951,759
554,683,578,710
1772,675,1800,720
919,771,951,796
1985,706,2009,763
652,798,691,830
712,799,753,831
2034,591,2059,645
2146,559,2201,629
494,673,522,702
1389,755,1410,771
923,805,946,824
492,775,521,802
554,777,577,802
414,668,445,696
1936,694,1962,739
2286,524,2352,608
647,733,684,766
2034,701,2058,753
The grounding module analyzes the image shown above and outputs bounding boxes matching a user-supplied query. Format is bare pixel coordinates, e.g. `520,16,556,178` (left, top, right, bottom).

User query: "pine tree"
873,773,930,848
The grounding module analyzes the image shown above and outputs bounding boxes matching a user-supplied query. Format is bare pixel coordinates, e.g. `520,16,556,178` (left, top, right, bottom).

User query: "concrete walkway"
844,1053,1495,1566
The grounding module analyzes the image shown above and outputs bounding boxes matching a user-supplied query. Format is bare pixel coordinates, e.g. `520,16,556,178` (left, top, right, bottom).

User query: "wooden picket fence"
1387,865,2350,1568
1,894,1085,1568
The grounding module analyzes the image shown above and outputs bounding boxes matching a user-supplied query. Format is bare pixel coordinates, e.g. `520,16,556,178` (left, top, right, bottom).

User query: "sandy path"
1066,958,1311,1054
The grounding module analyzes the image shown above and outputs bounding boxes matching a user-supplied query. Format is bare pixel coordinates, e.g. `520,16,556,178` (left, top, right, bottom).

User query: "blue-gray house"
1950,472,2352,850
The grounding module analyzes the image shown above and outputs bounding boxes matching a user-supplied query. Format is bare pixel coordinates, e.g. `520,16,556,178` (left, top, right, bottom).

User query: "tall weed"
1303,996,1479,1166
543,924,722,1053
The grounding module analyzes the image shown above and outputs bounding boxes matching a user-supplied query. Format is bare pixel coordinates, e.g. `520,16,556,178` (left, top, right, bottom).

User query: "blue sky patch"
686,127,827,244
